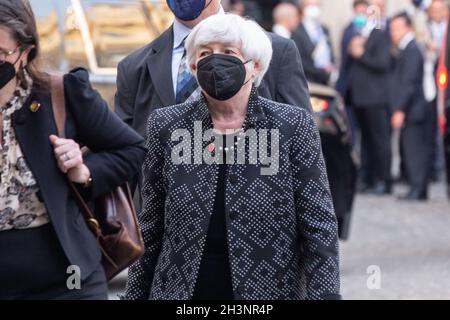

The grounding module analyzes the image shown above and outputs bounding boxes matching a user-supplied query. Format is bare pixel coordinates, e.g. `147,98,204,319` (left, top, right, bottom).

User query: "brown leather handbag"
50,75,144,281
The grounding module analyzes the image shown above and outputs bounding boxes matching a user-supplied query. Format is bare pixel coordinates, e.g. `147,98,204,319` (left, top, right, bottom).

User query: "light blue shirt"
171,19,192,95
171,6,225,95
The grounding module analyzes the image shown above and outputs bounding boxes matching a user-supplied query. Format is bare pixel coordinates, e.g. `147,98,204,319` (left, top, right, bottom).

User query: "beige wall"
321,0,410,60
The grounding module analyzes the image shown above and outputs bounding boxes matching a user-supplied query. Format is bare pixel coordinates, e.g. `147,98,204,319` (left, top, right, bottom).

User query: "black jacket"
348,28,392,108
115,25,312,138
292,24,334,85
336,22,360,98
124,89,340,300
389,40,427,124
12,68,145,280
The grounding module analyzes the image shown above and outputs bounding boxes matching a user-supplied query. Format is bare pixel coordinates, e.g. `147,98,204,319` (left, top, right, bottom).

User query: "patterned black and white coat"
124,88,340,300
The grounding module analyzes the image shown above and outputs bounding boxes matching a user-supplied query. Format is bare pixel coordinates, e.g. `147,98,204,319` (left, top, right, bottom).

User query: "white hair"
185,13,273,87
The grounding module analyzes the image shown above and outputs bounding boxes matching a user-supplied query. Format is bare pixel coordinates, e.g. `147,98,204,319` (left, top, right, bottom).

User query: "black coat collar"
12,90,69,236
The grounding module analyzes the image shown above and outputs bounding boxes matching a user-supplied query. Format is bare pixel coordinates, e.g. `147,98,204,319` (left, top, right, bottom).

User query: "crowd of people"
226,0,449,201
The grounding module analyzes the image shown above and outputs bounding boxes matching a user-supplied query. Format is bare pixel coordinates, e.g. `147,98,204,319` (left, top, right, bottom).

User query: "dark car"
438,16,450,198
309,83,357,240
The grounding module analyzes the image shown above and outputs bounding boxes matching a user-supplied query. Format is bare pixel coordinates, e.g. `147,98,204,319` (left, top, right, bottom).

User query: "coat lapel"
299,24,316,54
147,26,176,107
12,92,68,229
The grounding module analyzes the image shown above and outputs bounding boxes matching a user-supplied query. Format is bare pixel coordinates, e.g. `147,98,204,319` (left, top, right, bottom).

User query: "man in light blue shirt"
115,0,311,139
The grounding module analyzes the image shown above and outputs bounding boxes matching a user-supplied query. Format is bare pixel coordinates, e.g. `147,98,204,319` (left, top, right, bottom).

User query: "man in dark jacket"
292,0,335,85
115,0,311,139
335,0,370,143
347,0,392,195
336,0,370,98
390,12,430,200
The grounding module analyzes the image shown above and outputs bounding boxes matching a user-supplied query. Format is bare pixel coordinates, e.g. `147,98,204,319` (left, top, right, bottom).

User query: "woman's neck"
207,84,252,133
0,78,17,108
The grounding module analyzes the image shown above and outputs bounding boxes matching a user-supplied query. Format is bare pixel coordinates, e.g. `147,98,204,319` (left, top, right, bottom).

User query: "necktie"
176,44,201,104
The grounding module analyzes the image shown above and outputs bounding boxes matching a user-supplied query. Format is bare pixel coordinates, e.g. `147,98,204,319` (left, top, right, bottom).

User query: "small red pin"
208,143,215,153
29,101,41,112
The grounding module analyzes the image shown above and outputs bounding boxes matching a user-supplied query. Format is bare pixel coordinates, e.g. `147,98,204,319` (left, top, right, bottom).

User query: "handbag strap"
50,75,102,238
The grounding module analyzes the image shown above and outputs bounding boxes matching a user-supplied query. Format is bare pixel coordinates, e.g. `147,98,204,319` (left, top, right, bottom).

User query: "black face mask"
0,61,16,90
196,54,252,101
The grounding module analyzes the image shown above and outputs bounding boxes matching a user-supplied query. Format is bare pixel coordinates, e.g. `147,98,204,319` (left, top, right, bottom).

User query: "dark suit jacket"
243,0,281,30
124,88,340,300
336,22,360,98
115,25,312,138
292,24,334,85
12,68,145,280
389,40,427,124
348,28,392,108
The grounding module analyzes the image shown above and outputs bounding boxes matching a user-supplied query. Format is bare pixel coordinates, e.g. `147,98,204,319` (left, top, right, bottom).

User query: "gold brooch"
29,101,41,112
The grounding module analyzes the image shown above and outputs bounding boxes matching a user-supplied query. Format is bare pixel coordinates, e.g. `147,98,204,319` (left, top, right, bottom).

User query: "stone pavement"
341,182,450,300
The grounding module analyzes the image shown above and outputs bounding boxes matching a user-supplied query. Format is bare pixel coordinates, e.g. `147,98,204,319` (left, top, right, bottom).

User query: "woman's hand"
49,135,91,184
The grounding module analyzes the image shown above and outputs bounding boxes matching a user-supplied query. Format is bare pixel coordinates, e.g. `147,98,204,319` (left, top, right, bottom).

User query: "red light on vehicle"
438,66,448,90
311,98,330,113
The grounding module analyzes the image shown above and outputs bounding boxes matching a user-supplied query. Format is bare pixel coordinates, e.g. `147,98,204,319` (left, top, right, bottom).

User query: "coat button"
229,211,238,221
276,271,284,281
233,248,243,257
229,174,238,184
15,114,27,125
237,284,246,295
273,200,282,208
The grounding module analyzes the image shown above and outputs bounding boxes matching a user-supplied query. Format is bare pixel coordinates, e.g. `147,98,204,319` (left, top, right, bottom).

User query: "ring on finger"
63,152,70,162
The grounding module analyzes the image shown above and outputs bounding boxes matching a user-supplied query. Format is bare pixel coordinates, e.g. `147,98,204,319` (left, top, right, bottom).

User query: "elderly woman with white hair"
124,14,340,301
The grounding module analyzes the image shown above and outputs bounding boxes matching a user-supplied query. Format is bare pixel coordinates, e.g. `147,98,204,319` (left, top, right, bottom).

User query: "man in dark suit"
390,12,430,200
291,0,335,85
347,0,393,195
243,0,282,30
336,0,369,98
115,0,312,139
335,0,369,144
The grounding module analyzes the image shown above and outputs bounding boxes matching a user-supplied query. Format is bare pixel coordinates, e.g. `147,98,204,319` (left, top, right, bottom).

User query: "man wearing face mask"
115,0,312,141
346,0,393,195
291,0,335,85
336,0,369,100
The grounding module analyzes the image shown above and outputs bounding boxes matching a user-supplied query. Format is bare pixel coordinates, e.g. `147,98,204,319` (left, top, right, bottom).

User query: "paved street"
108,182,450,300
341,182,450,300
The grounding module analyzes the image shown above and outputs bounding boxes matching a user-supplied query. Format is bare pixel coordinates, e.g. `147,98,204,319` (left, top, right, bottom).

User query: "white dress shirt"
303,19,332,69
272,24,291,39
398,32,415,51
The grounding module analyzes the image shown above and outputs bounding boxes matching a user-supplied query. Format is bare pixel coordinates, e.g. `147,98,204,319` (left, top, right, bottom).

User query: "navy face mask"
412,0,423,8
167,0,213,21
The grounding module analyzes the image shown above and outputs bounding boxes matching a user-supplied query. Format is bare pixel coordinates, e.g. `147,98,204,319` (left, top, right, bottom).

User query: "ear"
190,63,197,72
21,45,35,67
252,60,262,78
